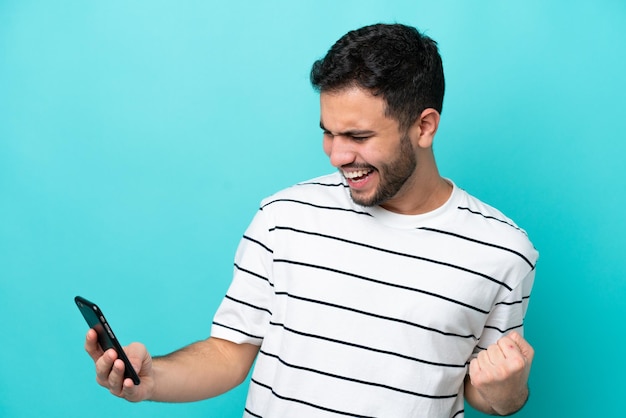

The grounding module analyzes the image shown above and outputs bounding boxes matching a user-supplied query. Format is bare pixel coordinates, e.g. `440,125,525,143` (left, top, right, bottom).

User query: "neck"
380,157,452,215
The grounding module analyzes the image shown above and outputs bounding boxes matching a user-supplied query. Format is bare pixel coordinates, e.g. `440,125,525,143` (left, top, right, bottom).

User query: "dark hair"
310,23,445,131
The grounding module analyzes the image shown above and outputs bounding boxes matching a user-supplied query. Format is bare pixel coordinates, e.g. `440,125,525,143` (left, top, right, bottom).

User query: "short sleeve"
211,208,275,346
473,268,536,355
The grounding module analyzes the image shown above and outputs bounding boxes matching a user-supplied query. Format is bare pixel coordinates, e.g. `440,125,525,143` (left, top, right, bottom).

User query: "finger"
85,329,104,362
508,331,535,361
495,334,532,376
125,343,143,376
486,342,506,364
94,349,118,387
468,355,492,388
474,347,489,368
473,348,496,379
468,356,481,377
497,335,520,357
108,358,129,394
121,377,141,401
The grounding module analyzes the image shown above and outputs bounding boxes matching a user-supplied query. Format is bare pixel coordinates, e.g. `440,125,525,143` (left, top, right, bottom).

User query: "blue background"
1,1,625,417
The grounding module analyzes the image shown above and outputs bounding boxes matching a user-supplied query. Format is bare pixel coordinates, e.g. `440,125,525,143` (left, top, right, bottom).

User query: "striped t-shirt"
211,172,538,418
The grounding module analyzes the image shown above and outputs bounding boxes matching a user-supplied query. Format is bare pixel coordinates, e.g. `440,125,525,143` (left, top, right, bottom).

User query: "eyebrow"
319,121,375,137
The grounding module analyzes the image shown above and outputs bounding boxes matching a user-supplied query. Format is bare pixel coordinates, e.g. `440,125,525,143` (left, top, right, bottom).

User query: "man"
86,23,538,417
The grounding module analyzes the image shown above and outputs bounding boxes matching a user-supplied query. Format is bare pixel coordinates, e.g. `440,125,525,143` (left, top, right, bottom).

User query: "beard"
349,133,417,207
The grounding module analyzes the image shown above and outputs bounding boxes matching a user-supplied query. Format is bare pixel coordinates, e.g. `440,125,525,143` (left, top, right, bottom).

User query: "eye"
350,135,371,142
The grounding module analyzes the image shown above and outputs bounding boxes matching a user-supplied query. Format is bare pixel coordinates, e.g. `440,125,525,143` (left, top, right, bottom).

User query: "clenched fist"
468,331,534,415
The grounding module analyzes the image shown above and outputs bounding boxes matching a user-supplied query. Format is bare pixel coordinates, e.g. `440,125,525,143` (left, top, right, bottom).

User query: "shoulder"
251,172,372,234
260,172,352,210
452,186,539,267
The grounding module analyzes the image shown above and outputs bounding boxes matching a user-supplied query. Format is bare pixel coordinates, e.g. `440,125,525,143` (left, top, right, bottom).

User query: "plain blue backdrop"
1,1,625,417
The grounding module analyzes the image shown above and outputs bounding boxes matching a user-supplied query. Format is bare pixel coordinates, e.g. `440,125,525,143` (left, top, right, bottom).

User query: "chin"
350,190,381,207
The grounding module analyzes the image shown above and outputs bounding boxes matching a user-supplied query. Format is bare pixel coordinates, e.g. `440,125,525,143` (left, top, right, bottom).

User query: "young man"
86,23,538,417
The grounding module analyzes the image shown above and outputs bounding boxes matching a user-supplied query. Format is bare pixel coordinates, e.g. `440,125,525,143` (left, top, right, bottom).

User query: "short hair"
310,23,445,131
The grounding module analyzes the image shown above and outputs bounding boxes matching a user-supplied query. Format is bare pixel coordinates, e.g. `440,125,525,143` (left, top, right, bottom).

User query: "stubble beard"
349,133,417,207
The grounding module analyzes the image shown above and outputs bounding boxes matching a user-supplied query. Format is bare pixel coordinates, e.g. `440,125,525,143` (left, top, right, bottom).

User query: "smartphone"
74,296,141,385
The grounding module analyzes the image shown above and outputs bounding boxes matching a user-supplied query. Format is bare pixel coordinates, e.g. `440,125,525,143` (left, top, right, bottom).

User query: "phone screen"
75,296,141,385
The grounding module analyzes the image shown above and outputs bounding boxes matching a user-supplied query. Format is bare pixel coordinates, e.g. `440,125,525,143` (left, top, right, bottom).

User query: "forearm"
149,337,259,402
464,375,528,416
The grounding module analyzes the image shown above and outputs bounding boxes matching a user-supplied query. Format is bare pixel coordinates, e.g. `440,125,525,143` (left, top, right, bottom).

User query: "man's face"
320,86,417,208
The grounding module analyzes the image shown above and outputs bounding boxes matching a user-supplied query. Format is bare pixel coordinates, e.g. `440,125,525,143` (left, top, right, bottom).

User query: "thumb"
126,342,148,373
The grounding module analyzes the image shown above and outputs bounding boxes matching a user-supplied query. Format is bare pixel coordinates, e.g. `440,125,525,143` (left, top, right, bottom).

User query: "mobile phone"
74,296,141,385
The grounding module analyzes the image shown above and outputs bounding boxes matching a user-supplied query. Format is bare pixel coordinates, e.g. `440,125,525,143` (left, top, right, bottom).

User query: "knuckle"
109,387,123,398
471,371,490,387
510,356,527,371
95,360,110,377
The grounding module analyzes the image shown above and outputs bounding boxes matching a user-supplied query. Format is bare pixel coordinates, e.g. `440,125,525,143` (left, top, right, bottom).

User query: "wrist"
490,386,529,416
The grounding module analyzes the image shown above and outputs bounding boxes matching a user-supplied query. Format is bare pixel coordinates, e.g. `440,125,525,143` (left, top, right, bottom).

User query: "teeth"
343,169,370,179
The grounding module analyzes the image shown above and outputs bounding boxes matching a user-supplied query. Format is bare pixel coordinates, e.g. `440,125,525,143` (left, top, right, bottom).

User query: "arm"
85,328,259,403
464,331,533,416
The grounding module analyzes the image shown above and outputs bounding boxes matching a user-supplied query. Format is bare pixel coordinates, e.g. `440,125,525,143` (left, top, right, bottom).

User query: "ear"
410,108,440,148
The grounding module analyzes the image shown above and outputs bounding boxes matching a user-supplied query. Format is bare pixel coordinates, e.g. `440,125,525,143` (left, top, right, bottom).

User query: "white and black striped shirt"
212,172,538,418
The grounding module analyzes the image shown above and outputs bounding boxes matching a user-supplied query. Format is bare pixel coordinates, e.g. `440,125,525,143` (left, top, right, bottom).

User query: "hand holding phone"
75,296,141,385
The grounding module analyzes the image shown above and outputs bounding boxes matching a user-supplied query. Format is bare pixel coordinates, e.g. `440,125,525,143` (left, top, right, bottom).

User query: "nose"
323,134,356,168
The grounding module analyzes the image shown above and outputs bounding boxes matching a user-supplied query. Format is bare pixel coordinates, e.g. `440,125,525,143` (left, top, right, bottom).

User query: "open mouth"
343,168,373,184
